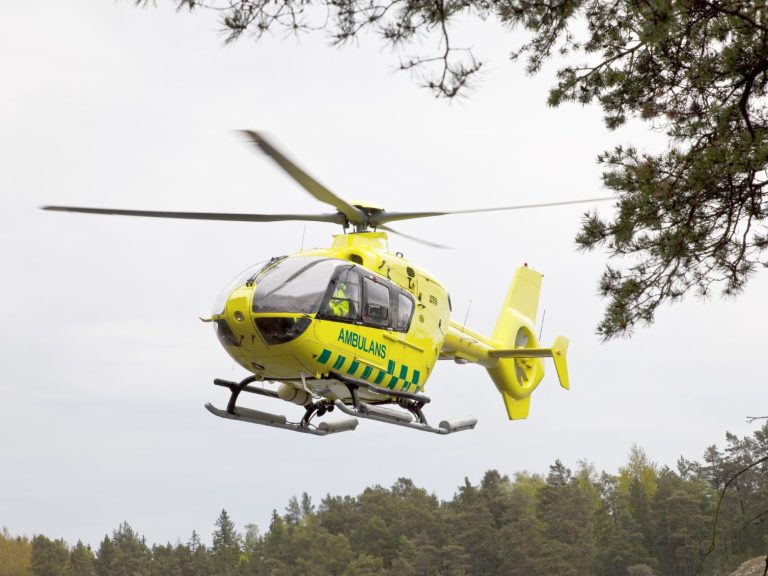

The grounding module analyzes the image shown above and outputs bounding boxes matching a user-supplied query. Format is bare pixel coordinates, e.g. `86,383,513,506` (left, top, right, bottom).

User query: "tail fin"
486,266,569,419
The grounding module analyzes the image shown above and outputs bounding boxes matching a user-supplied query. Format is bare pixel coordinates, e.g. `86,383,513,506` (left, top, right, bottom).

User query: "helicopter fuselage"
211,232,450,403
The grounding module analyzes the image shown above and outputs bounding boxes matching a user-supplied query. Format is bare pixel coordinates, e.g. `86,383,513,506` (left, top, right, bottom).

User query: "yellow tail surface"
486,266,569,419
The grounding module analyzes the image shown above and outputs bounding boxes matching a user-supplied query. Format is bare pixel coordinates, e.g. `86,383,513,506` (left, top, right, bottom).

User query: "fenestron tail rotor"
41,130,615,246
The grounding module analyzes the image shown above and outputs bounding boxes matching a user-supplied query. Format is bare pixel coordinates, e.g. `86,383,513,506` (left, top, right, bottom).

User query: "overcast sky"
2,0,766,548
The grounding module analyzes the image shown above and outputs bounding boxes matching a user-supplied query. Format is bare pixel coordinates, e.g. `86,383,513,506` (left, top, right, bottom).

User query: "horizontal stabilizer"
489,348,556,359
490,335,570,391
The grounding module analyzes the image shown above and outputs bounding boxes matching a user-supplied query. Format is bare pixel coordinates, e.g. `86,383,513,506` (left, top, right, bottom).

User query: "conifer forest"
2,424,766,576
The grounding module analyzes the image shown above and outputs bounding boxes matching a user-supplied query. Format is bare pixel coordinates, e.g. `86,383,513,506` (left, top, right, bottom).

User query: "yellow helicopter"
43,131,603,436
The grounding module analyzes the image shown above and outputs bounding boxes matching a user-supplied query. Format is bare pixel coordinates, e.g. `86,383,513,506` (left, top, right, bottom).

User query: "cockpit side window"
319,268,361,322
395,292,415,332
362,277,390,327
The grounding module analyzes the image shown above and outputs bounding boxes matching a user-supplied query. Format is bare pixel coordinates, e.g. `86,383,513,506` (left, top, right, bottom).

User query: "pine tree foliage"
69,541,97,576
211,509,241,576
4,423,767,575
95,523,151,576
30,535,69,576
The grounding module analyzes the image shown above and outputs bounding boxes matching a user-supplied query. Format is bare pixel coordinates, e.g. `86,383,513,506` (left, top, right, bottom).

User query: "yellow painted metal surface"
213,232,568,419
440,266,570,420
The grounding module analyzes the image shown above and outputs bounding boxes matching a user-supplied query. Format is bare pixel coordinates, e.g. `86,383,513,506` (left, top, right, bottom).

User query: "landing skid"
205,376,358,436
204,403,358,435
205,375,477,435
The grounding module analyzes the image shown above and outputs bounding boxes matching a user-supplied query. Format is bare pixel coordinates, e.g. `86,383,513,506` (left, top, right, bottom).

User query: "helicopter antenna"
538,309,547,342
301,225,306,251
461,300,473,333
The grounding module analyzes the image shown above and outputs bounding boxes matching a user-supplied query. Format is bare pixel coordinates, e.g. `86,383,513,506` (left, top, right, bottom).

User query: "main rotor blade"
378,224,451,249
40,205,346,224
241,130,366,226
372,196,615,225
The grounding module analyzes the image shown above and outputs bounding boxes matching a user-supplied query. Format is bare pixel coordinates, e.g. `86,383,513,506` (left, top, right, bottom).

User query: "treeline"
2,424,766,576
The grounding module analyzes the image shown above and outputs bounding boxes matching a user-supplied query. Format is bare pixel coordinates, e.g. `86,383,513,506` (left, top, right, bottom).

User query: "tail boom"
440,266,569,420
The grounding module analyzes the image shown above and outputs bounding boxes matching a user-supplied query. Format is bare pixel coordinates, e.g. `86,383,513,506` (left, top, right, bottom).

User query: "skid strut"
206,375,477,435
332,374,477,435
205,376,359,436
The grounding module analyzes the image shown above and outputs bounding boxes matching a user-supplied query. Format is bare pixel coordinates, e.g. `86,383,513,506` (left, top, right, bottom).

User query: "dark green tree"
149,543,182,576
69,541,97,576
261,510,291,569
449,473,504,574
437,544,471,576
627,565,656,576
94,536,115,576
211,510,241,576
95,523,151,576
136,0,768,338
407,531,441,576
287,524,354,575
30,535,69,576
177,531,210,576
284,497,302,527
300,493,315,520
652,469,710,576
342,554,386,576
593,473,653,575
388,537,417,576
537,460,597,575
497,474,549,576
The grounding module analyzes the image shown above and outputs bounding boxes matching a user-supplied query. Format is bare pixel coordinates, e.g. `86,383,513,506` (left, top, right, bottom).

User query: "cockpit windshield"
252,256,342,314
212,260,267,315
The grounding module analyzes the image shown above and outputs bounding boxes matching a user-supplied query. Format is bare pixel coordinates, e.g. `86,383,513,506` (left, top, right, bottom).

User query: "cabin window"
316,267,412,331
395,292,414,332
318,268,362,322
362,277,390,327
252,257,340,314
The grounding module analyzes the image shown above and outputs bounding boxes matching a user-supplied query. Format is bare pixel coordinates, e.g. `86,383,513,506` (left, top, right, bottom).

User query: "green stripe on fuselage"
325,352,422,393
318,349,331,365
332,355,346,370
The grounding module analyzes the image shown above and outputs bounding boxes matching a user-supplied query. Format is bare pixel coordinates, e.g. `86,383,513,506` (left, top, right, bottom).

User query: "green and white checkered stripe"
315,348,422,392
